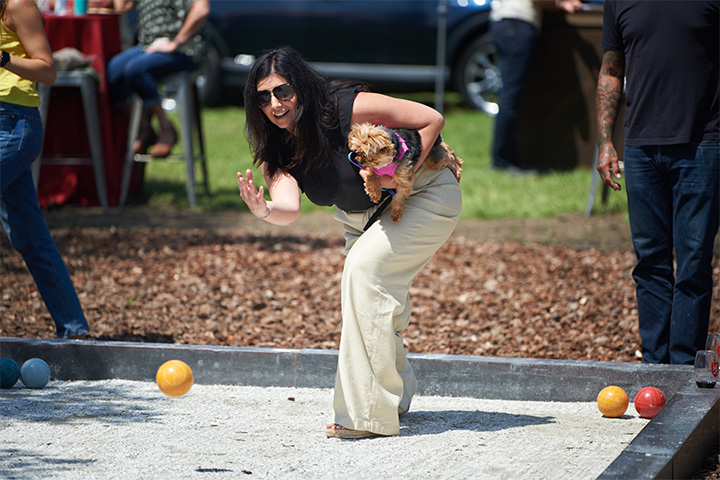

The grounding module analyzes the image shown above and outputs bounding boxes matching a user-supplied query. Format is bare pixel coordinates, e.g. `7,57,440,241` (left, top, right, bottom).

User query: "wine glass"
705,333,720,356
694,350,719,388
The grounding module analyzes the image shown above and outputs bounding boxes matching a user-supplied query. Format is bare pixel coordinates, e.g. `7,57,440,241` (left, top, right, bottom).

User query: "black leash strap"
363,195,393,231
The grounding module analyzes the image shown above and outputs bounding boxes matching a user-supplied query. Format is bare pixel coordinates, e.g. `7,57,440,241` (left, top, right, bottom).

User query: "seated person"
107,0,209,157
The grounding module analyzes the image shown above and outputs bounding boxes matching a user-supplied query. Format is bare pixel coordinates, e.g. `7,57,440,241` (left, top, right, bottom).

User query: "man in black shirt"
596,0,720,364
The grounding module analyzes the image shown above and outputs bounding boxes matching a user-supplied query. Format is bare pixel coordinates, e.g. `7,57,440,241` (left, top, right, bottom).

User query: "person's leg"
109,46,156,154
132,109,158,155
331,168,461,435
668,142,720,364
120,51,195,108
106,45,145,107
148,101,177,158
0,103,89,338
490,19,538,170
624,145,674,364
395,329,417,415
119,51,196,157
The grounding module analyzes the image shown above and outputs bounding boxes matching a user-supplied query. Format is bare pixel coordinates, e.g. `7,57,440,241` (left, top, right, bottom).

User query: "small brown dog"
347,122,463,222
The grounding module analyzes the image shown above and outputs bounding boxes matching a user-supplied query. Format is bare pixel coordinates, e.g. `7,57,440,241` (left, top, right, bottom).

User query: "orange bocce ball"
156,360,194,397
597,385,629,417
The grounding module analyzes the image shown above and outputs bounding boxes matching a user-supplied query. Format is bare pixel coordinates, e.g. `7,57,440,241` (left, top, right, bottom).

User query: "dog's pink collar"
372,132,408,177
373,163,397,177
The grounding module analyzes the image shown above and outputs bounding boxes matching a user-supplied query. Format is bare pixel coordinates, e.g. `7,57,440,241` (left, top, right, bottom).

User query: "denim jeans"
0,101,89,338
107,45,196,108
490,18,538,169
624,142,720,364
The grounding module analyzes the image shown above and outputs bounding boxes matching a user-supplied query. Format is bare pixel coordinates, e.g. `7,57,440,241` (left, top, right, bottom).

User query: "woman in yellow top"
1,0,90,338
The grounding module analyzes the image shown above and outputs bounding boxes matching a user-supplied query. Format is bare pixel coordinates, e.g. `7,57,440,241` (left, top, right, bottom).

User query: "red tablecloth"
39,13,128,208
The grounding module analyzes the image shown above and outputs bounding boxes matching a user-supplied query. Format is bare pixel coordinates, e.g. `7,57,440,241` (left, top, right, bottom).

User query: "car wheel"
453,34,501,116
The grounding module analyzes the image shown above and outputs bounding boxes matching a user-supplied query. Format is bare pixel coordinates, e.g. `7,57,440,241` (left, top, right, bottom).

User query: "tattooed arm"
596,50,625,191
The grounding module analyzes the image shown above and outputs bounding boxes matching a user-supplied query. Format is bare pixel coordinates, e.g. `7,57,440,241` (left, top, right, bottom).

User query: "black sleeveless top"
287,88,379,212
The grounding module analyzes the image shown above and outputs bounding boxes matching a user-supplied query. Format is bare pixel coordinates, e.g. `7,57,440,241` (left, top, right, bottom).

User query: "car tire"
453,33,501,116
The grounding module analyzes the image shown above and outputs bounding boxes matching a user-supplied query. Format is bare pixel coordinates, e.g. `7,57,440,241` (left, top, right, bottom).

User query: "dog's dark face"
348,123,396,168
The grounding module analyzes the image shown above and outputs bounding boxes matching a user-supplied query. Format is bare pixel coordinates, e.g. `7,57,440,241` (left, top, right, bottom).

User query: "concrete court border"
1,337,718,479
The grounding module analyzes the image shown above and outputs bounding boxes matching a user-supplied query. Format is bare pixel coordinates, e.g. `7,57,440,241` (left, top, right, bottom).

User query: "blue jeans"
490,18,538,169
625,142,720,364
0,101,89,338
107,45,196,108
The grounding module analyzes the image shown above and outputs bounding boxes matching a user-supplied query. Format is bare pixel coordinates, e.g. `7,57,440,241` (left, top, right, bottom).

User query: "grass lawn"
143,93,628,220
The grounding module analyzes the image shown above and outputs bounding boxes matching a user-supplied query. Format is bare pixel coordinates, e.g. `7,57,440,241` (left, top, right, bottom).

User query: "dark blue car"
199,0,500,115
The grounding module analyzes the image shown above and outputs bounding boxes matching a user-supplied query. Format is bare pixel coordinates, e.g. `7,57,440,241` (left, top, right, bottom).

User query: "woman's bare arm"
2,0,56,85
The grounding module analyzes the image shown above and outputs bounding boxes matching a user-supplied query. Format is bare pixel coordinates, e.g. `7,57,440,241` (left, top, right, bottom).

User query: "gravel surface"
1,380,650,479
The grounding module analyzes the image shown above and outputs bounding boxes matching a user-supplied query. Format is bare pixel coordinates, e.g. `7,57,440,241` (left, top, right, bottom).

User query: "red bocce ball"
634,386,666,419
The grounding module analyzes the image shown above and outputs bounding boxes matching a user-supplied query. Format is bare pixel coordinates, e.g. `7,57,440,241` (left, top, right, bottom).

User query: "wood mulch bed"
1,208,718,477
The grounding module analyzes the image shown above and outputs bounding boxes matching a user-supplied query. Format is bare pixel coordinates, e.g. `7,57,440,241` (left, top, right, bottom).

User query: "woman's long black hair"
244,45,367,177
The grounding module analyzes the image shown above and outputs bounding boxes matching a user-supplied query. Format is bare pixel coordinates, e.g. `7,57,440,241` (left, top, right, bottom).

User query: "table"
39,13,127,208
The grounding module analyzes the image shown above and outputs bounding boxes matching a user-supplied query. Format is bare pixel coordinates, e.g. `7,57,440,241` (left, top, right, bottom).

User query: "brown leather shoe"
133,117,157,155
151,122,177,158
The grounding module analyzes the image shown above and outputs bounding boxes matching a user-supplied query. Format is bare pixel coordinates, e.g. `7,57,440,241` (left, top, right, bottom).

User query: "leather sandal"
325,423,379,439
151,121,177,158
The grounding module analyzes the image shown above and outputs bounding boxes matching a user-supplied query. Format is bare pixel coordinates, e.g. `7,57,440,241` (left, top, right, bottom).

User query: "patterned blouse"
136,0,206,66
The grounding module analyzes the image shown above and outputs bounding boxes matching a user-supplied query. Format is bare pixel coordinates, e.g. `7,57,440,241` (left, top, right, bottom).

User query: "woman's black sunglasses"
257,83,295,108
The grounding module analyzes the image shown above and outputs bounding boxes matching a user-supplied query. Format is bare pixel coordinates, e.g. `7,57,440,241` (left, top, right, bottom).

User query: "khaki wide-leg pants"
331,167,462,435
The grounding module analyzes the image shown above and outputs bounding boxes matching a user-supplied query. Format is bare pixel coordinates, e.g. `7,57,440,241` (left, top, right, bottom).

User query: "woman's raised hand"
237,169,271,218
